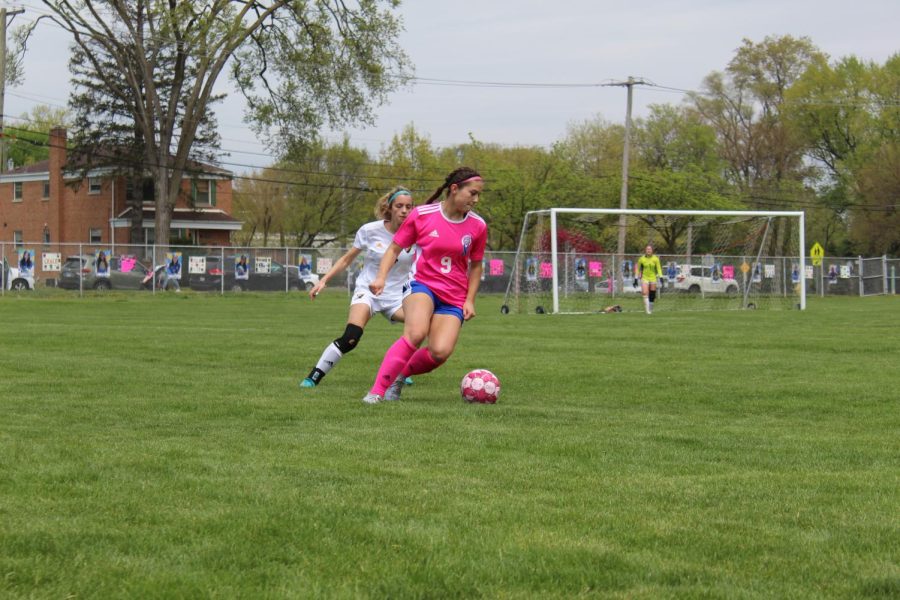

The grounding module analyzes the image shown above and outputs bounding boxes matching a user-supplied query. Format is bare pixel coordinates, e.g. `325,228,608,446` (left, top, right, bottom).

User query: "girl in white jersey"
300,187,416,388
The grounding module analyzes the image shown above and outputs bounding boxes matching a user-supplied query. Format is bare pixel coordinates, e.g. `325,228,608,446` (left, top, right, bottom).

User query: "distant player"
363,167,487,404
300,187,416,388
636,244,663,314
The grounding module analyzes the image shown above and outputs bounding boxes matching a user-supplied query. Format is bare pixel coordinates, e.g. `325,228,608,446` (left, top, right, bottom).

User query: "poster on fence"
752,263,762,283
95,250,111,277
42,252,61,272
299,254,312,276
764,264,775,278
589,261,603,278
828,265,838,284
316,257,332,275
17,249,34,277
525,258,538,282
722,265,735,280
840,265,851,279
489,259,504,276
120,256,137,273
255,256,272,275
791,264,800,284
189,256,206,274
165,253,182,280
574,258,587,281
235,255,250,279
805,265,814,279
540,262,553,279
666,262,677,280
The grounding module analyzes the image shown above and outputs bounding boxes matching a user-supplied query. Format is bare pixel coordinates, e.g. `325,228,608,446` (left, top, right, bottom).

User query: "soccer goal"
501,208,806,314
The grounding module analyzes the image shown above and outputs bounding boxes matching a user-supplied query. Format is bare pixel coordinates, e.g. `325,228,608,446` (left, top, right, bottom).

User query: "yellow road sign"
810,242,824,266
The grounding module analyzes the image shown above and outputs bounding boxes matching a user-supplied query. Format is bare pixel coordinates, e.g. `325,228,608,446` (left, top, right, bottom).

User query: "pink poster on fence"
589,261,602,277
540,262,553,278
489,259,504,276
722,265,734,280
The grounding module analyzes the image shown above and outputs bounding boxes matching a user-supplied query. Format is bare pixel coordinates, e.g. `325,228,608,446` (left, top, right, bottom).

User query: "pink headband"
456,176,482,185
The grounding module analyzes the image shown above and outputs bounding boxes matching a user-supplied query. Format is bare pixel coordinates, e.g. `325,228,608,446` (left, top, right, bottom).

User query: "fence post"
883,255,888,295
285,247,289,293
152,244,157,294
858,256,864,296
1,242,5,297
220,246,225,296
78,243,83,298
820,261,825,297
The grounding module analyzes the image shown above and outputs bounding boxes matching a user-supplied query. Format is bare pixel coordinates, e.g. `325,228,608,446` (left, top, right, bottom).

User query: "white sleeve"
353,225,367,251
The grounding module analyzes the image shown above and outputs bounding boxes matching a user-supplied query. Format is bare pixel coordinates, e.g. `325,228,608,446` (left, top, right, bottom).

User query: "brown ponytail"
425,167,482,204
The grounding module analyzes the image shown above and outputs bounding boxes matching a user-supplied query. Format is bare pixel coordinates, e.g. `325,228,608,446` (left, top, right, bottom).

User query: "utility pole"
603,77,648,290
0,6,25,174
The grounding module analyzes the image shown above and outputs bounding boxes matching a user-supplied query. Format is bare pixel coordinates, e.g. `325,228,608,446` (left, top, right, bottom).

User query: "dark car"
58,254,154,291
189,255,319,292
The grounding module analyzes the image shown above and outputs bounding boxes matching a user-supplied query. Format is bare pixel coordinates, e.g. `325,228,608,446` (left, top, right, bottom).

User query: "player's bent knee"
334,324,364,354
428,346,453,364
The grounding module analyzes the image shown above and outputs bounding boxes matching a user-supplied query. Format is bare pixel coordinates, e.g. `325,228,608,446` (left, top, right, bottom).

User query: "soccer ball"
460,369,500,404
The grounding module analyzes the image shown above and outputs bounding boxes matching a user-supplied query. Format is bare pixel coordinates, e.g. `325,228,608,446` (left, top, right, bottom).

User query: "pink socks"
401,347,442,378
370,336,417,395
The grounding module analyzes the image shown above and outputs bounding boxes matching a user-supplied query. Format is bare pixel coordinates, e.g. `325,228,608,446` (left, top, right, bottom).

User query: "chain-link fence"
0,242,897,299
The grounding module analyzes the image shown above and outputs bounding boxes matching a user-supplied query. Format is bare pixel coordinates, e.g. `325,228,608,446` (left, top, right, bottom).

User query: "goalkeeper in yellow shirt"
636,245,663,314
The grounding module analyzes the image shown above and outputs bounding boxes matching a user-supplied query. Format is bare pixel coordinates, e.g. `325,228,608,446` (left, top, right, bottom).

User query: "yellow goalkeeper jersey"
637,255,663,282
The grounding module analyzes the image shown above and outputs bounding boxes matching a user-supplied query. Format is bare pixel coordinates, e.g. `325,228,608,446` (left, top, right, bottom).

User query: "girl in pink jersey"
363,167,487,404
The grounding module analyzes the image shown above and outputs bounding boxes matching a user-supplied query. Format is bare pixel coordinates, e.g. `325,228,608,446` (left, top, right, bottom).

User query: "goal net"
501,208,806,314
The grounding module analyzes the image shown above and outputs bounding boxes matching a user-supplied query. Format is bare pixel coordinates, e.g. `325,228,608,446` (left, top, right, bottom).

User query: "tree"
24,0,410,246
236,139,373,247
692,35,825,196
67,31,222,244
787,53,900,254
5,105,71,167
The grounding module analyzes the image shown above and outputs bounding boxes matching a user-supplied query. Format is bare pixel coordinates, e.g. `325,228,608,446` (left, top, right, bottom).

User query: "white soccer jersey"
352,220,416,299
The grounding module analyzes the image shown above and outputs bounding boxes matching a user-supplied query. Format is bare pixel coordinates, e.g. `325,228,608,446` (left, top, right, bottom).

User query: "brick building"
0,127,241,247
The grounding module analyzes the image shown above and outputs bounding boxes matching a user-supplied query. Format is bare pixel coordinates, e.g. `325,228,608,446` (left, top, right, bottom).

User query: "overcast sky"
6,0,899,173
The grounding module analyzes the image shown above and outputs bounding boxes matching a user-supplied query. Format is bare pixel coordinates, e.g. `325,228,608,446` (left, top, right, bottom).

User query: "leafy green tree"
23,0,410,246
5,105,71,167
692,35,825,197
788,53,900,254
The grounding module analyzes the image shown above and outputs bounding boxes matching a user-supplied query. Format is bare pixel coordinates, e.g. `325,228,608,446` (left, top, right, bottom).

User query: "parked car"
58,254,155,291
670,264,740,295
1,258,35,291
189,255,319,292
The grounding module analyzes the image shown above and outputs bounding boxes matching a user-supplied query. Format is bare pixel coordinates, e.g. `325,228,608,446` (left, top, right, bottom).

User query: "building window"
43,180,50,199
13,182,23,202
43,228,51,244
192,179,215,206
126,178,156,203
88,177,102,195
89,228,102,244
13,230,23,247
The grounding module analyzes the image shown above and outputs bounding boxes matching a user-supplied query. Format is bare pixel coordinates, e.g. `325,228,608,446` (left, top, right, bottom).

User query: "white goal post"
502,207,806,314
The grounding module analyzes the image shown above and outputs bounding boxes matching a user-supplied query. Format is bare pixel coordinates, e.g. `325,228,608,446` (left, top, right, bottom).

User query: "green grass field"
1,291,898,598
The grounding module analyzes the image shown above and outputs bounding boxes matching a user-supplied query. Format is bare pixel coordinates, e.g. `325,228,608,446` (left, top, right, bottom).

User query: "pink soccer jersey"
392,203,488,307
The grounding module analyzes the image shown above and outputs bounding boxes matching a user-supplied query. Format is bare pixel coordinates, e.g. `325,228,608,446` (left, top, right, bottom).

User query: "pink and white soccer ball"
460,369,501,404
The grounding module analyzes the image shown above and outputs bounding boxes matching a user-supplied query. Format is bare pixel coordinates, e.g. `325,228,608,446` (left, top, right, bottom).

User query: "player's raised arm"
310,247,361,299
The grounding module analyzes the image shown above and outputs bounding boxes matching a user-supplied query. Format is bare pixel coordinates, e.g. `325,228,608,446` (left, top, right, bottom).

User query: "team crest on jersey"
461,234,473,256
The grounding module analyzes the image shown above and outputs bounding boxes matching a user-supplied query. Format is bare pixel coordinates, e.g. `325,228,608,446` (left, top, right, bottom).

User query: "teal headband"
388,189,411,204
